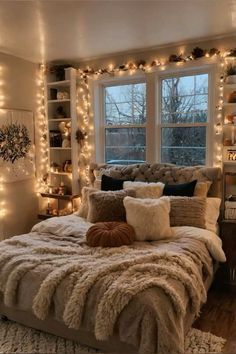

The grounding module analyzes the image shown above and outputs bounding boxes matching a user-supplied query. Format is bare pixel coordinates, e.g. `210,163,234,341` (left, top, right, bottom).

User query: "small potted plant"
226,64,236,84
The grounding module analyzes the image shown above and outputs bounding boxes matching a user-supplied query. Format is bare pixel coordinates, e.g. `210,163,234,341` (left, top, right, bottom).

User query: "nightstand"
220,220,236,291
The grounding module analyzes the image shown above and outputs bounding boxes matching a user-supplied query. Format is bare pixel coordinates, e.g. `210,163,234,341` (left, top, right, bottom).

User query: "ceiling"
0,0,235,64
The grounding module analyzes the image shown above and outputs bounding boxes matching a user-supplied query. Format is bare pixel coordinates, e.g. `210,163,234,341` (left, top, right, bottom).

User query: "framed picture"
0,109,35,183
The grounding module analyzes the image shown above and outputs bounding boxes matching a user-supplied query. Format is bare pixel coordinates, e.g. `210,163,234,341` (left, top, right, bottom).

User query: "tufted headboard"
89,162,222,198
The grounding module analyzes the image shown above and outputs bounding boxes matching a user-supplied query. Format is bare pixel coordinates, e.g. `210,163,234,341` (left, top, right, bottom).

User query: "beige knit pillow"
87,189,136,223
169,196,206,229
77,187,98,219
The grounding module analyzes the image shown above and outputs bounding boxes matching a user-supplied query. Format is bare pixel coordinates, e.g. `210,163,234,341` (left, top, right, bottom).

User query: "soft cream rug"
0,320,226,354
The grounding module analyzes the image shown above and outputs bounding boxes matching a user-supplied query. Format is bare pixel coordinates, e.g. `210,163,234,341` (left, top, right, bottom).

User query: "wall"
0,52,38,239
76,34,236,71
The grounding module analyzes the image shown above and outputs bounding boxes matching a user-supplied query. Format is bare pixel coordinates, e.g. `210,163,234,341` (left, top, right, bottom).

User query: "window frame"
92,62,217,166
156,65,216,166
93,72,148,163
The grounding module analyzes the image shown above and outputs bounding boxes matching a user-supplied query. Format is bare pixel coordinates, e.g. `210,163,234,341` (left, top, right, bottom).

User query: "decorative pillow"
101,174,127,191
77,187,98,219
86,222,135,247
205,198,221,233
123,196,172,241
194,181,212,197
87,189,136,223
163,180,197,197
169,196,206,229
123,181,165,199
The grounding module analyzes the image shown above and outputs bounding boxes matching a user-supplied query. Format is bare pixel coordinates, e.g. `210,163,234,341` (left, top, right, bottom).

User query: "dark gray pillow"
87,189,136,223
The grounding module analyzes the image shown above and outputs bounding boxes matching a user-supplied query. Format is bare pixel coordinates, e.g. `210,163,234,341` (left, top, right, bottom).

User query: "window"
104,82,146,164
160,73,209,166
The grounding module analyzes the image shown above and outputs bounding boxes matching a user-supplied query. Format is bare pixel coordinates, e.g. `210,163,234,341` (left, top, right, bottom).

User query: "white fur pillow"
123,181,164,199
123,196,172,241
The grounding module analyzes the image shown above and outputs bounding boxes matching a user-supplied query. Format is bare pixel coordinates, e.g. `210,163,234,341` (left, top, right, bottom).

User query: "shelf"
47,80,70,87
223,84,236,89
47,99,70,103
38,213,55,220
50,171,72,176
223,161,236,165
40,193,79,200
50,147,71,150
223,103,236,107
223,145,236,148
48,118,71,122
223,124,236,127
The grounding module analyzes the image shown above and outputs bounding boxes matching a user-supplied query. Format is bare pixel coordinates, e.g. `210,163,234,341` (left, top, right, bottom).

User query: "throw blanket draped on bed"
0,215,225,354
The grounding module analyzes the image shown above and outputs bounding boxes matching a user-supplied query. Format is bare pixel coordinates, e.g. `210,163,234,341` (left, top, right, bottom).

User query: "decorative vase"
226,75,236,84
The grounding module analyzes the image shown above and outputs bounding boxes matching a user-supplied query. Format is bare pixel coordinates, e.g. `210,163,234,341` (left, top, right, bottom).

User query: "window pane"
196,74,208,94
161,127,206,166
105,128,146,164
105,83,146,125
161,73,208,124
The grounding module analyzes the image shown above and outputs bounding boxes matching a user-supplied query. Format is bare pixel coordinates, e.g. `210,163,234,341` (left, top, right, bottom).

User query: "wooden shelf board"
50,171,72,176
47,80,70,87
47,99,70,103
223,103,236,106
223,161,236,165
38,213,55,220
223,145,236,148
223,84,236,89
223,124,236,127
40,193,79,200
50,147,71,150
48,118,71,122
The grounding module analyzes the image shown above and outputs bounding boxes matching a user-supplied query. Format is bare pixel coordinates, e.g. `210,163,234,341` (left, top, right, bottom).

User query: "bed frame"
0,163,222,353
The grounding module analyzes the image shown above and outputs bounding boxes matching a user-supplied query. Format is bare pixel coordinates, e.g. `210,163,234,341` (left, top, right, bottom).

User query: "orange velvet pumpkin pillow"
86,222,135,247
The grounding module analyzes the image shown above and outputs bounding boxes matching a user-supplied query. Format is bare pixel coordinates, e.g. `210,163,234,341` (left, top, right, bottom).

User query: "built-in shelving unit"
222,58,236,220
38,67,79,219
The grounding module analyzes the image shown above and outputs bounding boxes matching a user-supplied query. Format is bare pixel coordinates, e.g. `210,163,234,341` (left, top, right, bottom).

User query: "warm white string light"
36,50,235,195
35,64,49,195
77,77,92,186
76,53,233,173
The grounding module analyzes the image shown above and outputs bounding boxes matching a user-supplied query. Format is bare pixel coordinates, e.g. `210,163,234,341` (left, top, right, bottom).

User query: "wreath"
0,123,31,163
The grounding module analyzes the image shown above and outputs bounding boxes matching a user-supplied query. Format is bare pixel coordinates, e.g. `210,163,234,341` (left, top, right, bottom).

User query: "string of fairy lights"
77,77,92,187
23,47,235,210
0,47,234,224
36,63,49,194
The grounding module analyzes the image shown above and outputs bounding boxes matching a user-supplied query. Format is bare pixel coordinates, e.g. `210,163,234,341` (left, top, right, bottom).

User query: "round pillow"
86,222,135,247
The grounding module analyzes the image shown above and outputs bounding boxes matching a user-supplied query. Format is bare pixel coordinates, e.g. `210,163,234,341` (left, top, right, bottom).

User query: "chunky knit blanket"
0,215,225,354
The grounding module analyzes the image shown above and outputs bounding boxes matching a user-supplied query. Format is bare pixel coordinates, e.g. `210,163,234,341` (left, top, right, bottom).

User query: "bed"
0,163,226,354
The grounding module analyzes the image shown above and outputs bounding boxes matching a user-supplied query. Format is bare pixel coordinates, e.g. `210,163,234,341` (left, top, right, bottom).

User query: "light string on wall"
77,77,93,187
75,46,236,177
36,64,49,195
76,46,236,78
41,46,236,189
214,57,225,167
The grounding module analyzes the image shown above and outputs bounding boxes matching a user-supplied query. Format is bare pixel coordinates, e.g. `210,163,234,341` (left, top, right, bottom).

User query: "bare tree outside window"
161,74,208,166
104,83,146,164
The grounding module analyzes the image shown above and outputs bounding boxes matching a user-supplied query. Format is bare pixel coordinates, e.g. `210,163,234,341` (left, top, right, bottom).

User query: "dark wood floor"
193,285,236,353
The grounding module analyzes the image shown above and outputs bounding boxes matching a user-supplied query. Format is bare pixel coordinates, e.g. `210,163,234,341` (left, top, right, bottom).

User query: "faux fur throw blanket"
0,216,226,354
